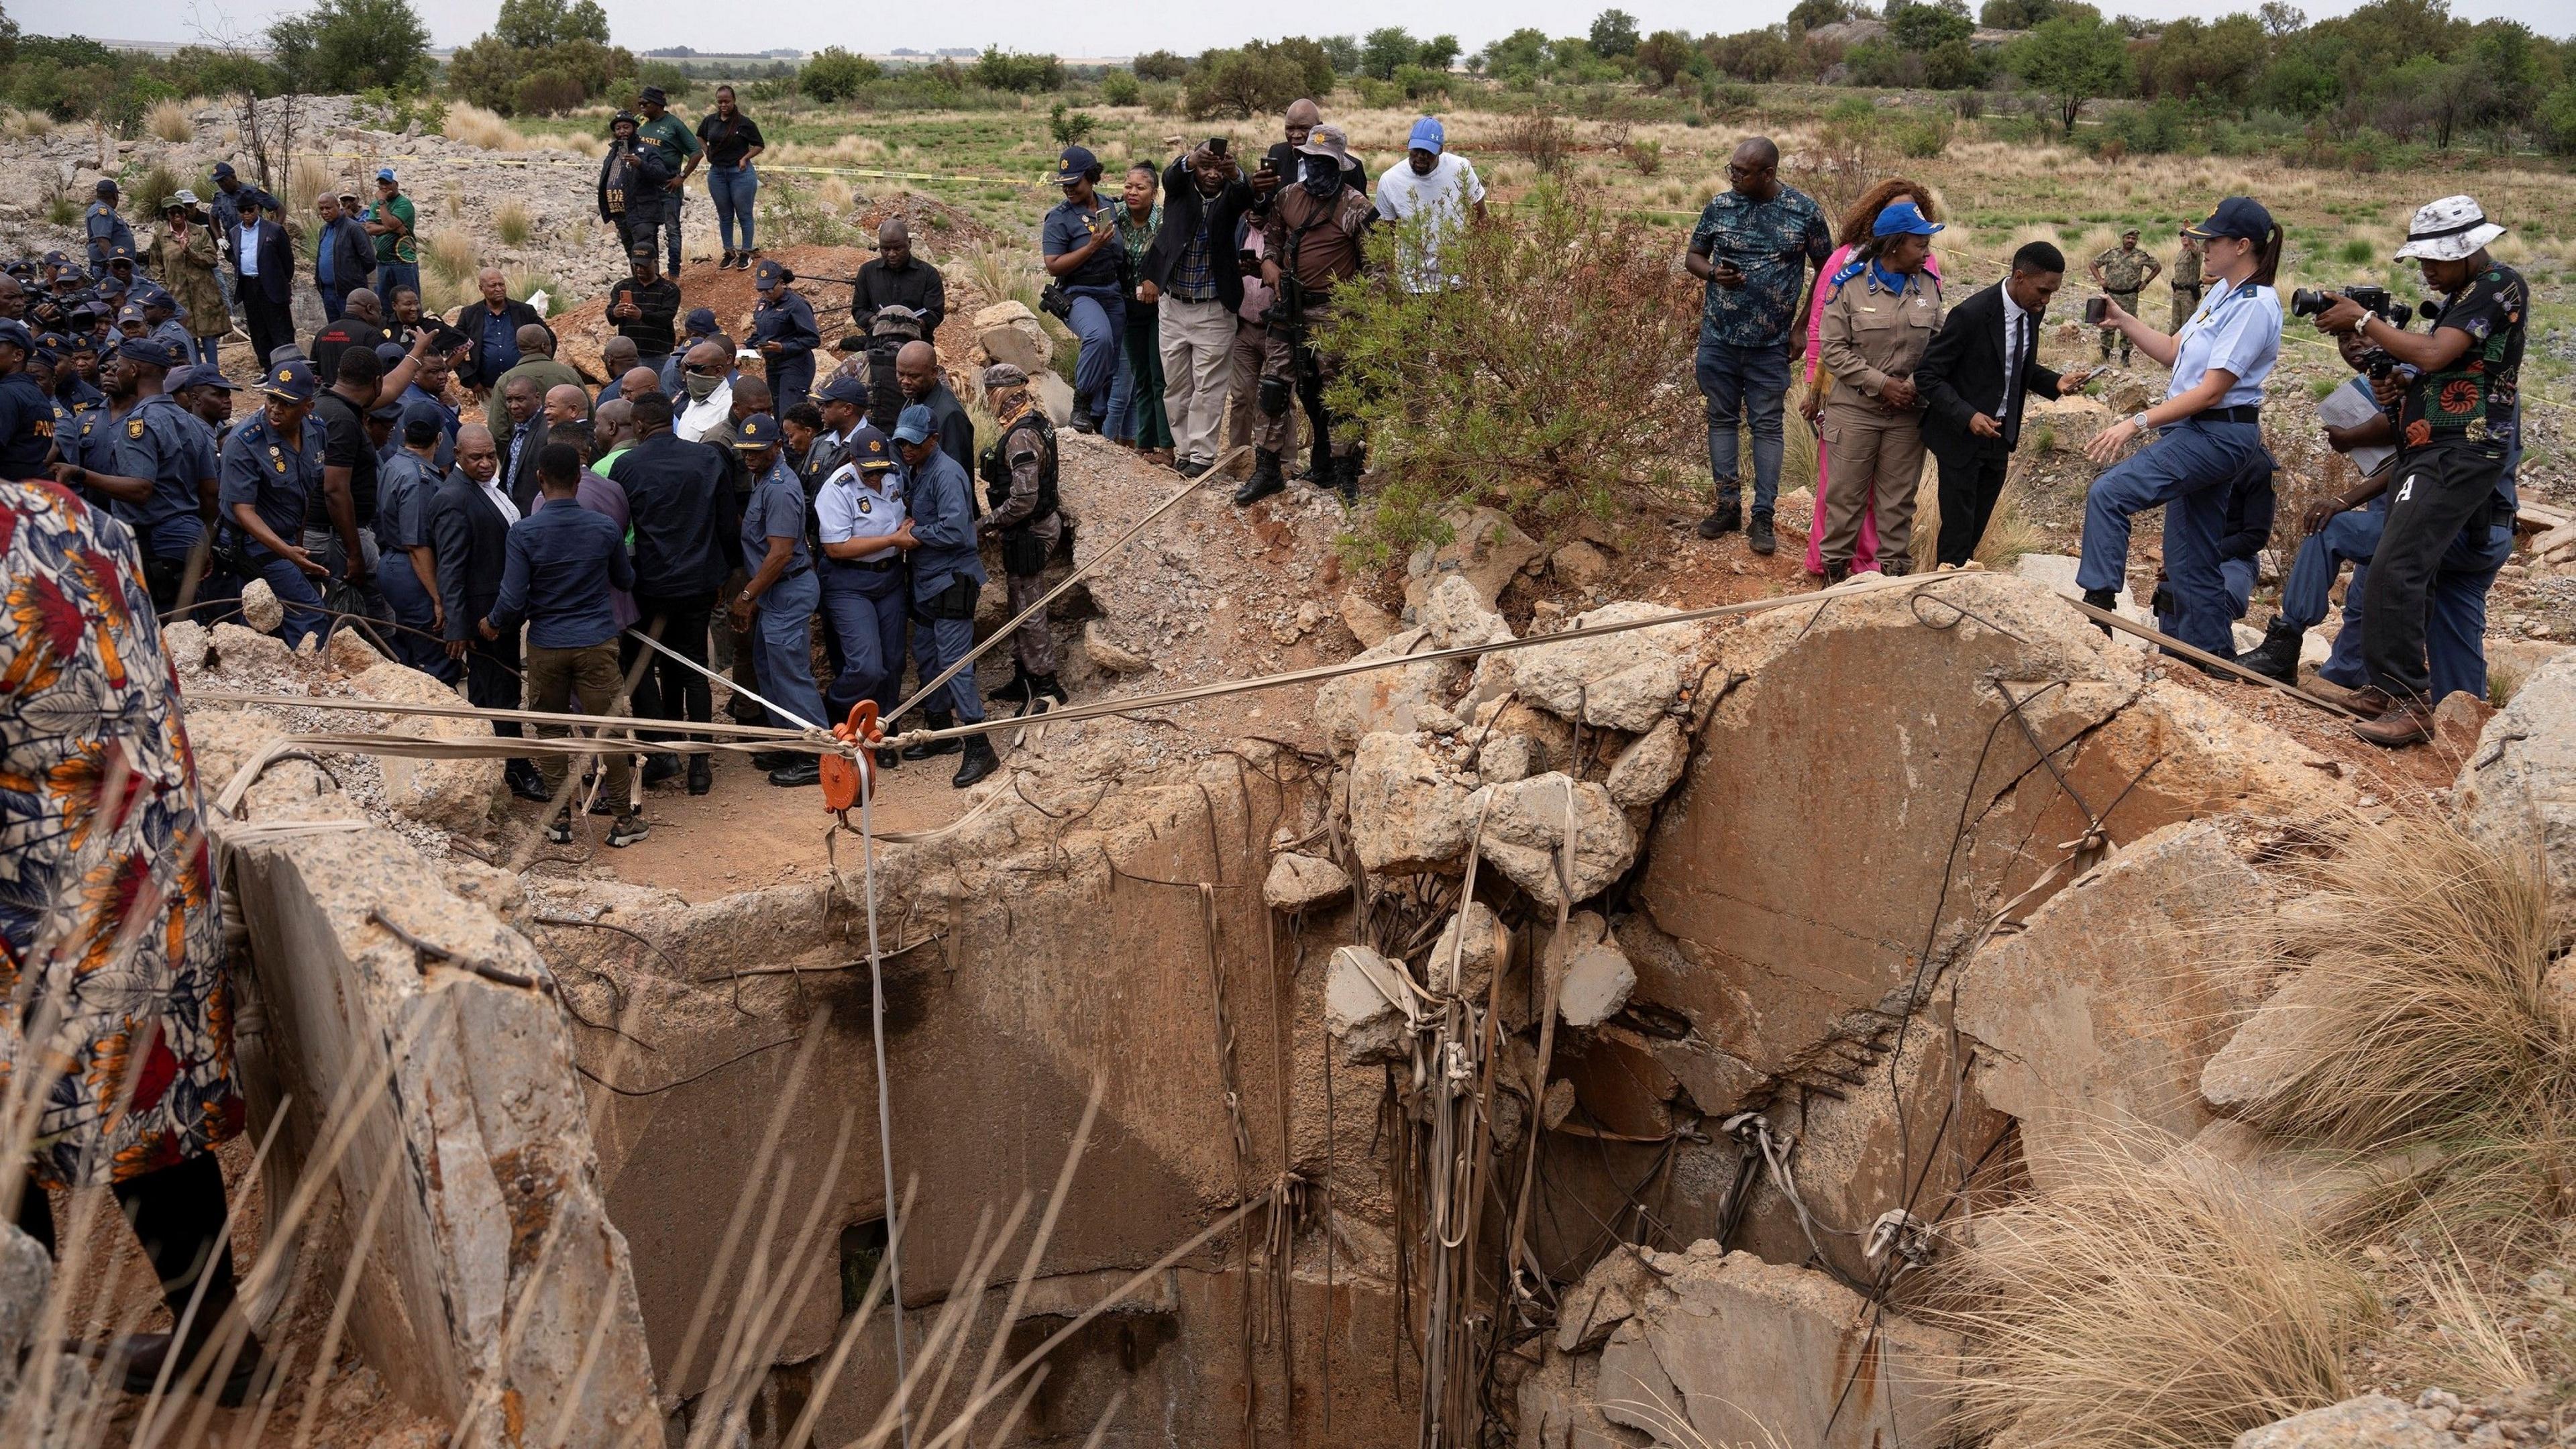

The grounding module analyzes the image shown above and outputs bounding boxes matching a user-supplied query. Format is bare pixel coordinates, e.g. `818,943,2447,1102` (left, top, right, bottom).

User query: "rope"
856,775,912,1448
625,625,828,734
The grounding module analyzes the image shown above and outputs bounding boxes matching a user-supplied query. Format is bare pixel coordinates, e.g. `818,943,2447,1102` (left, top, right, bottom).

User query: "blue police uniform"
1041,171,1126,426
218,409,331,647
740,453,828,731
750,282,820,416
374,448,454,678
0,369,55,481
900,441,987,726
2076,272,2282,659
111,392,224,610
815,431,910,720
65,402,129,523
84,201,136,273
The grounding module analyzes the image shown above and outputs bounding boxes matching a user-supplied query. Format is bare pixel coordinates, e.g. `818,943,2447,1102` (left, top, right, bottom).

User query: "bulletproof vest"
979,413,1057,527
863,309,926,432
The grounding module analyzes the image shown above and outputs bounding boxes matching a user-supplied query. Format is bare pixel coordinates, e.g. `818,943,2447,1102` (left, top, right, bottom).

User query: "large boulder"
1510,602,1703,733
1347,731,1477,873
1316,627,1470,753
2233,1394,2455,1448
1475,773,1639,910
2453,651,2576,938
973,300,1052,374
347,659,503,833
1955,820,2268,1191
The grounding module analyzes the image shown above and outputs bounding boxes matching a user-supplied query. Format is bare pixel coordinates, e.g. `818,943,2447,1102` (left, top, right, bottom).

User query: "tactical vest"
980,413,1057,527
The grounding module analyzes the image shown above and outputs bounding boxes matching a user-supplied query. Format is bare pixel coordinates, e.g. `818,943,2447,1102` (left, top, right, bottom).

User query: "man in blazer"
311,193,376,322
1142,143,1254,477
461,268,553,394
432,422,548,801
233,193,298,368
1913,241,2093,568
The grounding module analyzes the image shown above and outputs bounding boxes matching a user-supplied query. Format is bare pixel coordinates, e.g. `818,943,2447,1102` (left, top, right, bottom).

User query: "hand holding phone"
2084,296,2109,325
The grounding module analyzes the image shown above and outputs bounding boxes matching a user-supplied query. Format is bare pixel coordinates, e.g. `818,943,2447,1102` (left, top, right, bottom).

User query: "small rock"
1263,852,1351,912
1419,572,1513,651
1477,733,1540,785
1550,540,1609,589
1324,946,1415,1064
1603,717,1690,808
327,625,386,674
1558,932,1637,1028
1429,900,1511,998
1338,590,1400,647
2235,1393,2453,1448
239,576,285,633
160,618,209,672
2528,1269,2567,1300
1081,622,1152,676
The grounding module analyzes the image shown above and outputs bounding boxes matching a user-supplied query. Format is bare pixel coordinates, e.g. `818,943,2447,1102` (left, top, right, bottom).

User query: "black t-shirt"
696,112,765,168
311,318,390,388
311,390,380,528
2402,262,2525,454
0,372,57,480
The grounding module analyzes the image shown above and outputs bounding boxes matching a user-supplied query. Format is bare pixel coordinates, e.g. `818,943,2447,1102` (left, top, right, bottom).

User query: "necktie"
2002,310,2023,437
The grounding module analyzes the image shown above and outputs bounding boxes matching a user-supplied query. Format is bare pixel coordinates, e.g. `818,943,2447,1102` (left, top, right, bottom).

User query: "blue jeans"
751,569,828,730
1064,286,1125,422
909,612,985,724
319,284,345,321
376,261,419,305
659,189,686,275
189,335,219,368
708,166,757,251
2078,418,2267,660
252,553,329,650
1695,326,1790,516
376,547,458,682
821,564,910,720
2279,499,2384,689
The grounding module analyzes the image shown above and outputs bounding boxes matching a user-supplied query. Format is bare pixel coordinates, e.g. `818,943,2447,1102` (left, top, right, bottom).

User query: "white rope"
857,782,911,1448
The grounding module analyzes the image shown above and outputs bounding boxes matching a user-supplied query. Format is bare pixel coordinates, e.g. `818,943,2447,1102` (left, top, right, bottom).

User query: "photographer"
2076,197,2283,663
148,194,228,368
1040,145,1126,435
2312,195,2524,747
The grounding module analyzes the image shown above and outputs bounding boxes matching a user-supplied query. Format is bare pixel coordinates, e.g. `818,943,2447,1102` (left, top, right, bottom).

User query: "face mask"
1300,162,1342,202
684,372,720,402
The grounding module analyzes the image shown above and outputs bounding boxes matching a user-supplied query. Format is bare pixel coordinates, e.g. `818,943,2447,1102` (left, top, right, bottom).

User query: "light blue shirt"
817,462,906,563
237,223,260,278
2167,279,2280,411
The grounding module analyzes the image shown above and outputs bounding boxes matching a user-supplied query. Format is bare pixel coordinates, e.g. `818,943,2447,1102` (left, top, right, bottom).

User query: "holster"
1000,527,1049,578
915,574,979,622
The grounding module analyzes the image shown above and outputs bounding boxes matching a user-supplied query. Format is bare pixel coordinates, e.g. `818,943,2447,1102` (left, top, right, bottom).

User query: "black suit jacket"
1915,281,2063,458
1145,156,1254,314
502,419,559,515
429,474,513,641
460,299,554,392
236,221,295,309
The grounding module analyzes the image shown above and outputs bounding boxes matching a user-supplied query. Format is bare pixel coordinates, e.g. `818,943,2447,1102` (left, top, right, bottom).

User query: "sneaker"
719,249,737,270
1697,498,1743,539
1747,511,1776,555
606,812,651,848
545,814,573,845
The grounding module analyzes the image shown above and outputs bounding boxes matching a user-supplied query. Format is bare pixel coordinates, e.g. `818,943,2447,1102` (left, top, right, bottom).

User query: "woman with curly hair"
1800,178,1943,578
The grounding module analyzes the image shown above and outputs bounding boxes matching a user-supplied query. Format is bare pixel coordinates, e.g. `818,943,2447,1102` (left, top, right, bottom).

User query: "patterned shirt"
1,480,243,1189
2093,246,2155,294
2171,245,2202,291
2401,263,2525,451
1688,184,1833,348
1167,207,1218,304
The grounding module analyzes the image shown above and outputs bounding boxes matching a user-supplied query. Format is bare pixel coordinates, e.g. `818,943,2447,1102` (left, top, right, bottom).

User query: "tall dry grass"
147,99,195,144
441,101,531,152
1935,1140,2375,1449
494,200,533,248
3,105,55,138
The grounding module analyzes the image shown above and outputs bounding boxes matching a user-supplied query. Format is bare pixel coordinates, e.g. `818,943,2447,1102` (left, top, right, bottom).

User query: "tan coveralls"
1817,266,1944,571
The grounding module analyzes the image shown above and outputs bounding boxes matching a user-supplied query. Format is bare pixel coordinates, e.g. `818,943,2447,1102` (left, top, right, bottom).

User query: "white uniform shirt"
818,464,906,564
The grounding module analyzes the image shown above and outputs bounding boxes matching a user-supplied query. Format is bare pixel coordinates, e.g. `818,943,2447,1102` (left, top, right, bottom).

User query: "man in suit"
233,193,297,368
507,382,591,513
433,423,549,800
311,193,376,323
1913,241,2094,569
462,270,552,395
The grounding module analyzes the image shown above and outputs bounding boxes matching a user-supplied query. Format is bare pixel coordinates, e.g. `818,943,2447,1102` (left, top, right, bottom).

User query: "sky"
30,0,2570,56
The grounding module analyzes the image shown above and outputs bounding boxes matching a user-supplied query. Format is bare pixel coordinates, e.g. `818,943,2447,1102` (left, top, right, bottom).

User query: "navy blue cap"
107,244,136,264
0,319,33,353
169,364,237,392
892,404,934,445
42,250,68,266
261,358,319,402
95,178,118,198
684,307,718,336
2184,196,2275,244
850,426,896,471
754,258,787,288
116,303,147,326
735,412,782,447
116,335,188,369
816,372,870,407
1055,146,1098,184
212,161,235,180
375,340,410,366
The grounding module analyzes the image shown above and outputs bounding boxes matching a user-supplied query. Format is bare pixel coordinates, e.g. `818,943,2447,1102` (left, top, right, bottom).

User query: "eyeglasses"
1725,162,1768,179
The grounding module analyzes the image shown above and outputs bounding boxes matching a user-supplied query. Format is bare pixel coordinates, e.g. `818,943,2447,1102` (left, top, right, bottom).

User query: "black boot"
2082,586,2119,637
686,754,713,796
1747,510,1776,555
991,664,1033,704
1823,560,1851,585
902,710,961,759
767,757,822,788
1016,672,1067,718
1697,496,1743,539
642,753,682,787
1331,453,1361,503
505,760,551,802
1233,449,1286,506
952,735,1002,788
2239,618,2304,686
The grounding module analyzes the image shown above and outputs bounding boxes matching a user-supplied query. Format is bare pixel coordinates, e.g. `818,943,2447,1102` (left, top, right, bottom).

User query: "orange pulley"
818,700,883,812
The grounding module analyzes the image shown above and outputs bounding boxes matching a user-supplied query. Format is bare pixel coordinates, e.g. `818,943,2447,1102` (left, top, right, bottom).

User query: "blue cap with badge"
262,358,319,402
2184,196,2275,244
1872,201,1944,237
116,336,189,369
816,372,870,407
851,427,896,472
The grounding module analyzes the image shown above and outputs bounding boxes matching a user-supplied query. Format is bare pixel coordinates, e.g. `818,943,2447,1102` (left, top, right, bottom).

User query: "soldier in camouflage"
2088,229,2161,364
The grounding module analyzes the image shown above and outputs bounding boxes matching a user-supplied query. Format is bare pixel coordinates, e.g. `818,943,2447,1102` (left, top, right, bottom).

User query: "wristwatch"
2130,411,2154,432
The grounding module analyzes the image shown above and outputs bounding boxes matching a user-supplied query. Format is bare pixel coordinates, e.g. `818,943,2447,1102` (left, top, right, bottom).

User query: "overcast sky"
34,0,2567,57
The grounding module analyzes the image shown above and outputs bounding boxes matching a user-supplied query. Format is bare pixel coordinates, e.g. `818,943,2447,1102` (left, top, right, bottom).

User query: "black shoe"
902,711,960,759
1697,498,1743,539
2082,586,2120,637
1069,411,1097,435
1029,672,1068,706
1331,453,1360,503
119,1331,269,1408
1748,511,1776,555
686,755,713,796
952,737,1001,788
2239,618,2304,686
767,758,822,788
1823,561,1851,585
642,753,682,788
1880,556,1913,578
1233,449,1286,506
991,665,1033,704
588,791,619,815
1177,458,1212,479
720,249,737,270
875,747,900,771
506,763,551,802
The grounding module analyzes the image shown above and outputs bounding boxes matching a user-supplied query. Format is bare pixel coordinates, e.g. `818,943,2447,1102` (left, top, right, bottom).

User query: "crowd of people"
1684,136,2524,749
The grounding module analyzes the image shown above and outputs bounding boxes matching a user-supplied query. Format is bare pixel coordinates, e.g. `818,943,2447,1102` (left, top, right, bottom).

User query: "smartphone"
2084,296,2109,325
1208,137,1228,157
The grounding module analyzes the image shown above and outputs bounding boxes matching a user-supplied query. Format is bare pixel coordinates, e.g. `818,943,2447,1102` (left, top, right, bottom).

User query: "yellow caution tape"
312,150,1044,187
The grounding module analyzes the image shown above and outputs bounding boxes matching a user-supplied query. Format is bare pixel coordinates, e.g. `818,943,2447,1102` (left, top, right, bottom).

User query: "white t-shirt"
1373,154,1486,292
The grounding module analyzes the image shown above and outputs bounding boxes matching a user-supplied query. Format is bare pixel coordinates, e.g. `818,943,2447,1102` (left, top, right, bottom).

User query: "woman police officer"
2074,196,2284,661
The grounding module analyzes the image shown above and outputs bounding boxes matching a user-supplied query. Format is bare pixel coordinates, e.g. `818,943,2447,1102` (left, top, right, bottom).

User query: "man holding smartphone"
1684,137,1834,555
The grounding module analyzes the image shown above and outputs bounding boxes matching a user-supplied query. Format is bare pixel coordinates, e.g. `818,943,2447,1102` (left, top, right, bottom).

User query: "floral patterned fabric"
2400,263,2524,451
1,480,241,1189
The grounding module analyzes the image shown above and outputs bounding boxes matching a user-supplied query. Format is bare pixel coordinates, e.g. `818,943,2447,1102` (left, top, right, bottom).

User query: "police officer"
377,414,453,678
729,413,830,786
85,180,136,274
976,363,1069,714
0,319,54,480
219,359,333,647
815,423,910,767
751,259,820,417
60,337,221,611
892,402,998,788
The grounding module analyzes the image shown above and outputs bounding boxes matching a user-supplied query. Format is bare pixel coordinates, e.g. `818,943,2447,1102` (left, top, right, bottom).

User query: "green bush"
2542,82,2576,156
1099,68,1141,105
800,46,876,103
1186,42,1320,119
1047,101,1097,146
1133,50,1190,82
268,0,433,94
513,69,585,115
1896,113,1954,156
446,33,633,116
969,48,1064,93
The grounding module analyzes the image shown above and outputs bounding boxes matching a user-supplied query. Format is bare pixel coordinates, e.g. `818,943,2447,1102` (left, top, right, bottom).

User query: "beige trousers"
1819,404,1926,570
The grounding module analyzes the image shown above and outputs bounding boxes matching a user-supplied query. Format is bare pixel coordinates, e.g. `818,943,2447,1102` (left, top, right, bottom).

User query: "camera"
2290,284,2415,327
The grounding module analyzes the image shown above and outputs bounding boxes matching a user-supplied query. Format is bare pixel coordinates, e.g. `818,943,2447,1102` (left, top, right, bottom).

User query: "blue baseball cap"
262,358,319,402
115,303,148,327
1873,201,1944,237
0,320,34,354
754,258,788,289
2184,196,2275,244
169,364,237,392
816,372,870,407
892,404,934,445
851,425,896,472
1407,117,1445,154
684,307,718,337
116,335,189,369
376,166,397,183
735,412,782,447
1055,146,1098,184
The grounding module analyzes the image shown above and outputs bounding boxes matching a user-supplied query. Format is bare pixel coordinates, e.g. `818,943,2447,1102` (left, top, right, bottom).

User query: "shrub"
1394,64,1452,101
495,199,532,246
1322,182,1703,564
147,99,194,144
425,229,477,284
268,0,434,94
1896,113,1954,158
513,69,586,116
132,162,184,218
1047,101,1097,146
969,48,1063,94
1186,44,1315,119
2541,81,2576,156
800,47,877,103
1099,68,1140,106
1132,50,1189,82
1623,136,1664,174
1494,108,1571,174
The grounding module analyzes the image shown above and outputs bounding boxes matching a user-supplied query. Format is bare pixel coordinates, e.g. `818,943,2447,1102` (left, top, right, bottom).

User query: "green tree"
1361,27,1419,80
1703,28,1797,81
1635,30,1695,86
1185,42,1325,118
1267,36,1343,97
1133,49,1190,80
1481,28,1551,79
1320,34,1362,74
2145,13,2266,106
799,46,876,102
1417,35,1462,71
494,0,609,49
1589,9,1642,58
1889,0,1975,52
1099,67,1141,104
268,0,432,93
2539,80,2576,154
1788,0,1859,33
2008,12,2132,133
970,48,1065,92
2253,50,2339,113
1980,0,2063,28
1924,34,1988,86
2258,1,2306,36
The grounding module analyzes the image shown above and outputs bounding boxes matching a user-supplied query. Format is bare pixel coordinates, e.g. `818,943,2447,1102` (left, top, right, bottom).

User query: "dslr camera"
2290,285,2439,378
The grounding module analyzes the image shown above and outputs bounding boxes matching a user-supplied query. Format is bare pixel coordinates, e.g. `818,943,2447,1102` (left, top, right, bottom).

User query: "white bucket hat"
2394,195,2505,262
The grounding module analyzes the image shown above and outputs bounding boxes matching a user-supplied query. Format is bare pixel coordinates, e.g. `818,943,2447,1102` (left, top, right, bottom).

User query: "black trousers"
13,1150,240,1342
1932,439,2012,568
242,290,294,369
462,624,531,773
2363,437,2510,704
633,592,716,738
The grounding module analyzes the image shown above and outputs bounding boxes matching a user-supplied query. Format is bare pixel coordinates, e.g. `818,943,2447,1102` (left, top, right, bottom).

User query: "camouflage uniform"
2091,244,2157,363
2168,241,2204,331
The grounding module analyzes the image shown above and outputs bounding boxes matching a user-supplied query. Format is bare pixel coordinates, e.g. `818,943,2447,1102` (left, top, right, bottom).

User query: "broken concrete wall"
213,713,657,1444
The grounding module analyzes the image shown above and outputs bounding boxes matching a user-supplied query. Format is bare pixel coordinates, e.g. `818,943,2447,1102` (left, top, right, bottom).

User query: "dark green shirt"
636,113,702,174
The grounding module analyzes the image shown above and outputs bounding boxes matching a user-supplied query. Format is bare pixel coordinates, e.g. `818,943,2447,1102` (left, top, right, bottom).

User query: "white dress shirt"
1995,288,2031,421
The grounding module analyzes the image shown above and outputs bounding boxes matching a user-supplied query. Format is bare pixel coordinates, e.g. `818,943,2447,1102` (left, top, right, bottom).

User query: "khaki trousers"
1819,403,1926,570
1225,319,1298,474
524,639,633,808
1158,296,1234,466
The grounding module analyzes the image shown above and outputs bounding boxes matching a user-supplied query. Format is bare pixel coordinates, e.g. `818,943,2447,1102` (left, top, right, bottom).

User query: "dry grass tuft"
954,238,1041,313
147,99,195,144
441,101,529,152
288,156,339,213
3,106,54,138
1934,1141,2373,1449
425,229,478,286
2408,1245,2539,1395
494,200,533,248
